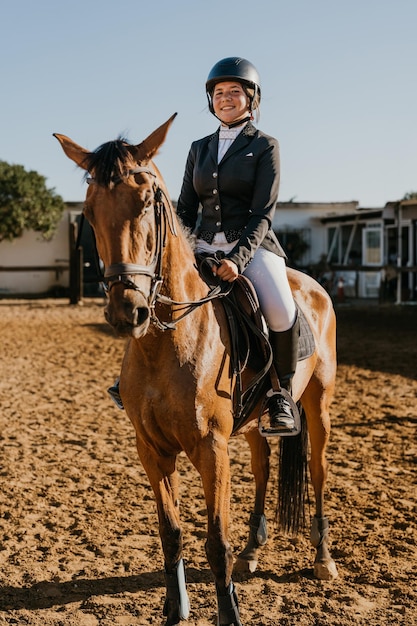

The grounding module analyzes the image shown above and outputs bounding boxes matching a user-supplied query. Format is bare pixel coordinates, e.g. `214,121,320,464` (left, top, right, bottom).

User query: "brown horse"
55,115,338,626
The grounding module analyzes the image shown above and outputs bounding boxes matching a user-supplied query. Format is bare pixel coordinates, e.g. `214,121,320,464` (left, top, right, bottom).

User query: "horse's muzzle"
105,288,150,338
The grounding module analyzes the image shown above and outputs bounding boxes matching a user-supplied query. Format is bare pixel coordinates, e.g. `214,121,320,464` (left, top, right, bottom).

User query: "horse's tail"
276,406,308,535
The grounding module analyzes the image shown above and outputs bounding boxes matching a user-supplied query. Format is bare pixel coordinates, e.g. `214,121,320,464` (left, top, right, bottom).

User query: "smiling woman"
177,56,301,434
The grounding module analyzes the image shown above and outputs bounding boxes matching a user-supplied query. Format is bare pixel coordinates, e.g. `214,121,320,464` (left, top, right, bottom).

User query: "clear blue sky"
1,0,416,207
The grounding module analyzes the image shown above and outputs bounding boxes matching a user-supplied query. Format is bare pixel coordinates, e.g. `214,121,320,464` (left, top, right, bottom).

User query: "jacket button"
216,221,221,227
212,172,218,178
212,189,218,194
215,205,220,211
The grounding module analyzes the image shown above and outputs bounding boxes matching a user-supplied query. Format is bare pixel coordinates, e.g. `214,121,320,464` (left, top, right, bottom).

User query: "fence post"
69,222,83,305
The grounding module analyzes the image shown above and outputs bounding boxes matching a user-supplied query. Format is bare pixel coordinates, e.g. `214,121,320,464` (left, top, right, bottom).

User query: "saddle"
197,254,315,433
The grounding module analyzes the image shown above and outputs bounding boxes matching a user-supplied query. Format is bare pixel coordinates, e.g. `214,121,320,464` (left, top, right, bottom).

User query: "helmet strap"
217,115,252,129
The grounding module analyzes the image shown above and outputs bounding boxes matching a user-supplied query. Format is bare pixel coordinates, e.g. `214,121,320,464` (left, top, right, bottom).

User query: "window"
363,226,382,265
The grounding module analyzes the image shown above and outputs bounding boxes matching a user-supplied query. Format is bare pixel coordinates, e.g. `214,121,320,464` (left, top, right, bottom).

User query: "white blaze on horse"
55,115,338,626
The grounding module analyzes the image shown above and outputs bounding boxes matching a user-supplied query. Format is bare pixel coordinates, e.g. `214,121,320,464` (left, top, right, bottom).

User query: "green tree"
402,191,417,200
0,161,65,242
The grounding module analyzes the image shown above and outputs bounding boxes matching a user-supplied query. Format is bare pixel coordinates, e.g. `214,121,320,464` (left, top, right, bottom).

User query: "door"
360,223,383,297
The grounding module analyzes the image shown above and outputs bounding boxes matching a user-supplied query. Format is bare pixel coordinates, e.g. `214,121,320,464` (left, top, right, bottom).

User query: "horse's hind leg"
302,379,338,580
234,428,270,574
136,443,190,625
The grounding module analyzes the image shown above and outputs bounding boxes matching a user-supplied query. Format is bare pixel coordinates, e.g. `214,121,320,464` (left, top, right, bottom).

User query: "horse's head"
54,114,178,338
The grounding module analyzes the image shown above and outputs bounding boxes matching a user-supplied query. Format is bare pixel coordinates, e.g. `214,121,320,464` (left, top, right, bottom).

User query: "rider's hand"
213,258,239,283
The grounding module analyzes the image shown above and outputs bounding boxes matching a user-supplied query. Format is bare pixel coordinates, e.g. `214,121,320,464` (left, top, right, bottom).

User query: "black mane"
84,137,133,187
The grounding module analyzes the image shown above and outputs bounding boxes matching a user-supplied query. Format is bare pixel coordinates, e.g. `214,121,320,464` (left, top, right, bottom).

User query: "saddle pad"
297,305,315,361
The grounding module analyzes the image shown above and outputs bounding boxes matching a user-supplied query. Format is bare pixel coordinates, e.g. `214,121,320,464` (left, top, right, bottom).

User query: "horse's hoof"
314,559,338,580
233,556,258,574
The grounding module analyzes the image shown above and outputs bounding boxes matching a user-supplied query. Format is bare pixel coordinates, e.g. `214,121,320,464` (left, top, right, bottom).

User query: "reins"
83,166,232,331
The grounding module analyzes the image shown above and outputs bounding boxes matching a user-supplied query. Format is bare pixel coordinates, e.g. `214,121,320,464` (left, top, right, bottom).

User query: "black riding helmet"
206,57,261,115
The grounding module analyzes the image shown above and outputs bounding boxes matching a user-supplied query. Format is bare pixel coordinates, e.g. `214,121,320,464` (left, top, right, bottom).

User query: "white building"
0,203,82,297
273,200,359,268
1,198,415,302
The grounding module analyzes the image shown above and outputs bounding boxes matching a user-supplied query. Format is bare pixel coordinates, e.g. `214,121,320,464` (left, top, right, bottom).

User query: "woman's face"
212,81,250,125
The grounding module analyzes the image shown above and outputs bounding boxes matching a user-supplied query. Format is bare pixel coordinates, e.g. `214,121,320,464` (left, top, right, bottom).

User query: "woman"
176,56,299,434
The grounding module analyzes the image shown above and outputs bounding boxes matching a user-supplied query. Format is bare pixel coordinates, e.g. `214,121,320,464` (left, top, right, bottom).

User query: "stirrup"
258,388,301,438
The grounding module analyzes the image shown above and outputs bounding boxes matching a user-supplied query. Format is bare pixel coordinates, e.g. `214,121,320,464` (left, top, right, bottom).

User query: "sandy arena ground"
0,298,415,625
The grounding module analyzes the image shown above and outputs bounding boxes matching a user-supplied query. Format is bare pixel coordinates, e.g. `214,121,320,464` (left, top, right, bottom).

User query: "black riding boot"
267,313,300,432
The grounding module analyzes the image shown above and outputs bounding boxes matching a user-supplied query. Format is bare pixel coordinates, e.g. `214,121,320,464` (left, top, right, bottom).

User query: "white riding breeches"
196,233,296,332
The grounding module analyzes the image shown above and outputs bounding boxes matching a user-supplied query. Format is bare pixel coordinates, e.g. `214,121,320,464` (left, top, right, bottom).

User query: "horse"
54,114,338,626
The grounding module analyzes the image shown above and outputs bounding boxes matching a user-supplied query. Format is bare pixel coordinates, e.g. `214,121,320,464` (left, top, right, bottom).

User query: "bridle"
85,165,226,331
100,166,171,325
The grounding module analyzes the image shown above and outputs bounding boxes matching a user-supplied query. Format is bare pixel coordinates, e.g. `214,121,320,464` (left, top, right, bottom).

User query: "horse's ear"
53,133,90,170
133,113,177,163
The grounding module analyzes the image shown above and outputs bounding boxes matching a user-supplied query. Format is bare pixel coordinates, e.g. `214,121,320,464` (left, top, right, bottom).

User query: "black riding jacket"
177,122,286,273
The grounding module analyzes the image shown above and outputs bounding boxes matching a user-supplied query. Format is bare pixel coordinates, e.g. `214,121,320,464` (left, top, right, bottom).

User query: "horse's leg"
135,440,190,626
234,428,270,574
191,434,242,626
302,378,338,580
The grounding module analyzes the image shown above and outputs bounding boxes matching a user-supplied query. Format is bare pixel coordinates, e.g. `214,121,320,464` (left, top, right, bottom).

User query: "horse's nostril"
133,306,150,327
